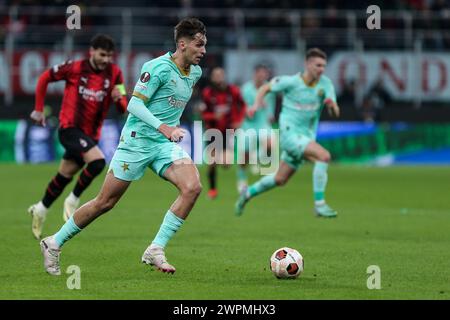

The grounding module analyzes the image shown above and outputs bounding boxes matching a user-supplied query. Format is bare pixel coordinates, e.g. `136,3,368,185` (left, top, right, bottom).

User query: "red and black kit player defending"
201,67,246,199
28,34,128,240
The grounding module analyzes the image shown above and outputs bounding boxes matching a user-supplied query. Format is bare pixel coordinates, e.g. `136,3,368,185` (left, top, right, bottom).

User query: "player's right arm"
249,75,293,117
248,83,271,118
31,60,73,126
323,78,340,118
250,75,294,118
128,62,185,142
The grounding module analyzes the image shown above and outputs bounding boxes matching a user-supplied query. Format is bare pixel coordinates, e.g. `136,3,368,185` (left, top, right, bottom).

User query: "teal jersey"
270,72,336,138
124,52,202,142
241,81,276,130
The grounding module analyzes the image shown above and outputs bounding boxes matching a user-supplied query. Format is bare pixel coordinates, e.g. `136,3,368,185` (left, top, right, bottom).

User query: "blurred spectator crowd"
3,0,449,9
2,0,449,50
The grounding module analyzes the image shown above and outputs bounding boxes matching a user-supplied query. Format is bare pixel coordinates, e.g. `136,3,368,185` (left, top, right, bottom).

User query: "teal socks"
54,216,82,248
247,174,277,199
313,161,329,202
152,210,185,248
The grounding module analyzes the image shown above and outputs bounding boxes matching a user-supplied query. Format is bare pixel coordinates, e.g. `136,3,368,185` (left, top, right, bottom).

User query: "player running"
236,63,276,193
39,18,206,275
235,48,340,218
28,34,127,239
201,67,246,199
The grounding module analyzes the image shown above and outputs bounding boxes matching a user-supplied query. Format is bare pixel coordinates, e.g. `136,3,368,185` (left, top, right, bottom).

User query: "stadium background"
1,0,450,165
0,0,449,301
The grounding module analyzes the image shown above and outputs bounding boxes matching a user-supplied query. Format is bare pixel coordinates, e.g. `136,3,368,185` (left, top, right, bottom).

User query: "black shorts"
58,127,98,167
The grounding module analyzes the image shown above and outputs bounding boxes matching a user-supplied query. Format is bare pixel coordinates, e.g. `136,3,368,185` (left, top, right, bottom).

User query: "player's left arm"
112,69,128,113
324,80,340,118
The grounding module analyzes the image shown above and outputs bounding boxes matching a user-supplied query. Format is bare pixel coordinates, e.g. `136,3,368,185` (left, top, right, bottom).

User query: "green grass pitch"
0,163,449,299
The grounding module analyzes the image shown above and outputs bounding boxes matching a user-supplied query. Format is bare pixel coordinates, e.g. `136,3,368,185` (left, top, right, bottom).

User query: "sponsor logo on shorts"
79,138,88,148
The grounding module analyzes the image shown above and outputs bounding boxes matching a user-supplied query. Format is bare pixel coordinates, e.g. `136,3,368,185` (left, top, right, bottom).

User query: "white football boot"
63,193,79,222
141,245,176,274
28,202,48,240
40,236,61,276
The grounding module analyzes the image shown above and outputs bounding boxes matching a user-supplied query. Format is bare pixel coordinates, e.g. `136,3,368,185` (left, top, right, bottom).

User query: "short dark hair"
174,17,206,43
209,66,224,76
90,34,115,51
306,48,327,60
254,63,270,71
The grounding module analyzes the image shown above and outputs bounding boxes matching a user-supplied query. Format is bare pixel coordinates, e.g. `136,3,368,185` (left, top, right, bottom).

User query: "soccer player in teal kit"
39,18,207,275
236,64,276,193
235,48,340,218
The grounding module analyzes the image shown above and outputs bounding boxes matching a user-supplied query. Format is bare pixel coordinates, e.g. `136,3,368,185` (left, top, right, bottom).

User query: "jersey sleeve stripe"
132,91,149,103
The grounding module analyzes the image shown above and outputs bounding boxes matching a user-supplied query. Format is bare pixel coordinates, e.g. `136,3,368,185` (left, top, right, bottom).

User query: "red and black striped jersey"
35,59,126,141
201,84,246,133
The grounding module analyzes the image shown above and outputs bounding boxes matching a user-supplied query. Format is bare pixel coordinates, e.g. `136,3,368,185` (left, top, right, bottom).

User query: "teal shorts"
280,130,313,170
109,135,190,181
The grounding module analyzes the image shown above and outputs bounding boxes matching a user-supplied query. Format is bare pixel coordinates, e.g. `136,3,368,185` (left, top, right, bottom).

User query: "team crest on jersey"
140,72,150,83
317,89,325,98
104,79,110,89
